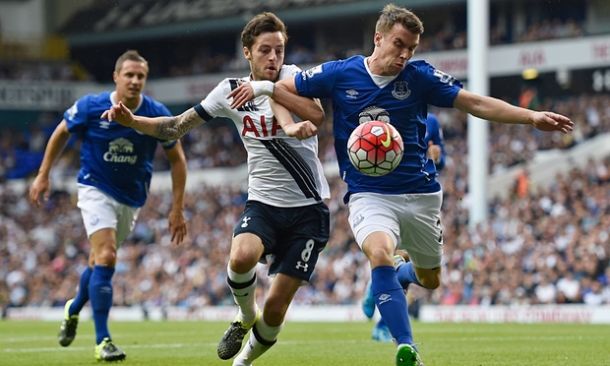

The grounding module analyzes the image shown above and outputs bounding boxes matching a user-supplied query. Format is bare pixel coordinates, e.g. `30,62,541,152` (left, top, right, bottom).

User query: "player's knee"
418,275,440,290
228,255,257,273
94,247,117,266
365,246,394,267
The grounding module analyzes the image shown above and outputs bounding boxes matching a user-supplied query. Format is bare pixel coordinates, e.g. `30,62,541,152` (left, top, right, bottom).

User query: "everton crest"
391,81,411,100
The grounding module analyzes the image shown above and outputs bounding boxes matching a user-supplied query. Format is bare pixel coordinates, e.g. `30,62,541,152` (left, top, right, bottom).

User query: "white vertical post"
467,0,489,227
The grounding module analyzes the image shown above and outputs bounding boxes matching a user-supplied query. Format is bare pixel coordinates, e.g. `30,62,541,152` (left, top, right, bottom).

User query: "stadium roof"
62,0,466,46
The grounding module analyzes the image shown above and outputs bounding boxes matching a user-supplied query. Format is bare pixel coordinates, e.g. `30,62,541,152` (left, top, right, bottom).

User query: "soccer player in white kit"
229,5,573,365
103,13,330,366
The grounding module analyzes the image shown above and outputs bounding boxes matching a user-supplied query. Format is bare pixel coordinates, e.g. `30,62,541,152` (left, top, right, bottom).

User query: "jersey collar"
110,91,143,113
363,57,400,89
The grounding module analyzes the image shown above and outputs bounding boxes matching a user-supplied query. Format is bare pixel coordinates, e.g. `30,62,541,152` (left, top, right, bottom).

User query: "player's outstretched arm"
164,141,188,245
228,78,325,126
453,89,573,133
29,120,71,207
101,102,205,140
270,99,318,140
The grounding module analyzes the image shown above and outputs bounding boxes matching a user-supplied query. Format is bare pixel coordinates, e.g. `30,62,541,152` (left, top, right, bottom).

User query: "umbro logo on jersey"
100,120,111,129
346,89,359,99
378,293,392,305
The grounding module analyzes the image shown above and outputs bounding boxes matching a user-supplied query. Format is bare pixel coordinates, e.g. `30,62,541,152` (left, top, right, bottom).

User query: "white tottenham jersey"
199,64,330,207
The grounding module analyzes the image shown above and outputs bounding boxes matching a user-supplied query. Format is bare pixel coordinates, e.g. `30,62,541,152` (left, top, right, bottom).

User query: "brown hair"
241,12,288,49
115,50,148,73
375,4,424,35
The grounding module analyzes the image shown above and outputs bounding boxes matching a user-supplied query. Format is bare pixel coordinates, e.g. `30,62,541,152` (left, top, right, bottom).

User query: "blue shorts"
233,200,330,282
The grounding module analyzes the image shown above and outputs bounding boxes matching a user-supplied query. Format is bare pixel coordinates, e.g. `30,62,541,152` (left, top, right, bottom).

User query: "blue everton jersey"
295,56,461,198
64,91,175,207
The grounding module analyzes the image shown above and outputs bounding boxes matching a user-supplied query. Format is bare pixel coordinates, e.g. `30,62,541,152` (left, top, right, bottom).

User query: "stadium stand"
2,93,608,180
1,156,608,309
1,0,610,319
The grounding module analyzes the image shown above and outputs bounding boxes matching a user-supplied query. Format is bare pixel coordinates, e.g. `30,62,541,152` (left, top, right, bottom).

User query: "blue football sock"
371,266,413,345
396,261,422,289
377,318,386,328
89,265,115,344
68,266,92,316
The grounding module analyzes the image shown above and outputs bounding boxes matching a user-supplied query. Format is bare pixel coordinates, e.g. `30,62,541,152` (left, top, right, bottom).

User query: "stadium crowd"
2,93,609,180
1,0,607,317
0,15,589,82
1,143,608,313
139,15,588,78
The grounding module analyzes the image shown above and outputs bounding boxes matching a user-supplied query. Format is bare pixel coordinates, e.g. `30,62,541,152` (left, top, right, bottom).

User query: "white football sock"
227,264,258,325
234,317,282,364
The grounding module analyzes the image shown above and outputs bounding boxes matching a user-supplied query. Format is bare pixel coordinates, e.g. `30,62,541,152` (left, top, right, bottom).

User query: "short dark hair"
115,50,148,73
376,4,424,35
241,12,288,49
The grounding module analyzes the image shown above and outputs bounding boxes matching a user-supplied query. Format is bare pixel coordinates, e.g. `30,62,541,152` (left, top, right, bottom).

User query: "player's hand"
168,207,187,245
29,174,50,207
427,141,441,163
283,121,318,140
228,83,255,109
531,111,573,133
101,102,135,127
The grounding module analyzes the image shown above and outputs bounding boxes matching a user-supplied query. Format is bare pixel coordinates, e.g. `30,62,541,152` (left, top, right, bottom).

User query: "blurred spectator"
3,94,610,180
1,152,609,308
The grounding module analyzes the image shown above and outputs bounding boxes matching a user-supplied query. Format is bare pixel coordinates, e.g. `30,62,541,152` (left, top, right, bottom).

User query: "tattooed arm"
101,102,205,139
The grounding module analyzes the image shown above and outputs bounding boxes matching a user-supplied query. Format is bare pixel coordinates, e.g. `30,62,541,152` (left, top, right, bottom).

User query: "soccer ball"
347,120,404,176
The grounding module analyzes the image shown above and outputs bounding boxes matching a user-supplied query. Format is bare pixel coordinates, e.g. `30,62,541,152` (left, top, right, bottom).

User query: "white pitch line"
1,339,373,354
2,336,57,343
2,343,201,353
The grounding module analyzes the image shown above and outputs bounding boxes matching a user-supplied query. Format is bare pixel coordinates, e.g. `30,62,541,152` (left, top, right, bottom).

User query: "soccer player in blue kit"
362,112,446,343
29,50,188,362
228,4,573,365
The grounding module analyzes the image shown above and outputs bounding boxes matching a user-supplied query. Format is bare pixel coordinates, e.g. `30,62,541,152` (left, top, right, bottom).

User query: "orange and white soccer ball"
347,120,404,176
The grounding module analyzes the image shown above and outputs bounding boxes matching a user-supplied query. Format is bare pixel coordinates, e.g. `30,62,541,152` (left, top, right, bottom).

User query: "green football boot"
396,343,424,366
58,299,79,347
95,338,126,362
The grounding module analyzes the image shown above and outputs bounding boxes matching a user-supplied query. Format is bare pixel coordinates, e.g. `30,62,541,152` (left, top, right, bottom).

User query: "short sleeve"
416,61,463,108
200,79,231,119
280,64,302,80
64,96,90,133
294,61,340,99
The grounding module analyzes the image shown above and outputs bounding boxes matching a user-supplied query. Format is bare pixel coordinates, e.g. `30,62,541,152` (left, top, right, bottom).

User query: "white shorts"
77,184,140,245
348,191,443,269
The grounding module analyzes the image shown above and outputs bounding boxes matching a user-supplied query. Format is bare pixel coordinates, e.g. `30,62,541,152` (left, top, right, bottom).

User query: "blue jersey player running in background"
29,50,188,362
228,4,572,365
362,112,446,343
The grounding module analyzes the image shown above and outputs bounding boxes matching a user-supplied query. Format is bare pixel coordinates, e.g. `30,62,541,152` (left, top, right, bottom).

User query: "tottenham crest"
391,81,411,100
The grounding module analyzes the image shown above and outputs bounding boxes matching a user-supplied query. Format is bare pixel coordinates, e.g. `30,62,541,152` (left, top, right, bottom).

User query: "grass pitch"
1,320,609,365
